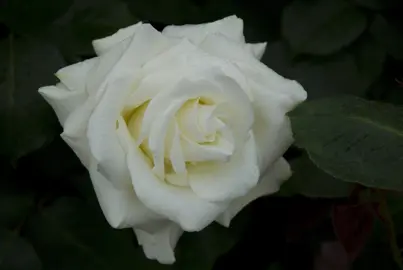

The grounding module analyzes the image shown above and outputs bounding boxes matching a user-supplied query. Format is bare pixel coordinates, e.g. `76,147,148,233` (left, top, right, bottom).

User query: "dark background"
1,0,403,269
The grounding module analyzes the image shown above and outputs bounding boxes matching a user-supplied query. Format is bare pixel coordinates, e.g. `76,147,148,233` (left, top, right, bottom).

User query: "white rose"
39,15,307,264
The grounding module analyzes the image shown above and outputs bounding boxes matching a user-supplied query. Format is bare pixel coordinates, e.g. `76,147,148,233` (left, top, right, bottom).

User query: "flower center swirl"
123,70,254,187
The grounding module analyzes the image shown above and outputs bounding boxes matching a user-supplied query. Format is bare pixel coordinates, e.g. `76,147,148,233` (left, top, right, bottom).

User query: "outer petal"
59,26,164,170
87,24,172,189
85,39,131,96
243,66,306,172
87,24,171,99
39,83,86,125
93,22,142,55
188,132,260,202
216,157,291,227
87,75,135,189
200,34,307,171
89,160,162,228
199,34,306,103
61,98,95,168
162,15,245,44
200,34,266,62
87,24,170,98
54,39,134,168
134,221,183,264
122,120,228,231
246,42,267,60
55,57,98,92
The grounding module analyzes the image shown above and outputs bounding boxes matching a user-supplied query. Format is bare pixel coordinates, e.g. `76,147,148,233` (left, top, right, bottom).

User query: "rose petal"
163,15,245,44
87,24,171,98
87,24,173,189
87,76,134,189
241,65,307,172
200,33,307,171
122,121,227,231
55,57,98,92
216,157,291,227
200,33,257,63
134,220,183,264
200,34,306,106
125,39,252,108
140,68,253,150
39,83,86,125
188,132,260,202
89,160,162,228
169,123,187,176
61,98,95,168
86,39,131,96
180,132,234,163
93,22,142,55
246,42,267,60
147,100,184,178
123,40,198,111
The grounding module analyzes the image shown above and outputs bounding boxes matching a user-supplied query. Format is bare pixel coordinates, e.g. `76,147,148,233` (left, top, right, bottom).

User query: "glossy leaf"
290,96,403,190
282,154,353,198
354,0,401,10
0,228,42,270
124,0,201,24
0,185,33,230
22,197,141,270
48,0,138,58
174,224,236,270
1,0,73,35
23,196,237,270
282,0,367,55
370,16,403,60
0,36,63,160
263,36,385,99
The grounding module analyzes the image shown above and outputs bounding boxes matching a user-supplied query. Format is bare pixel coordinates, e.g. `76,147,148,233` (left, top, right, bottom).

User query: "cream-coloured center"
124,97,235,187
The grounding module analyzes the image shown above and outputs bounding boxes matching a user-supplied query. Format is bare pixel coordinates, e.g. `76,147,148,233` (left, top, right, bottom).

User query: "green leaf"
129,223,237,270
123,0,244,25
23,197,238,270
1,0,73,35
370,15,403,60
173,224,236,270
123,0,200,24
48,0,138,59
354,0,401,10
289,96,403,190
0,228,42,270
282,0,367,55
281,154,353,198
263,36,385,98
22,197,141,270
0,183,33,230
0,35,63,160
367,77,403,106
0,163,33,230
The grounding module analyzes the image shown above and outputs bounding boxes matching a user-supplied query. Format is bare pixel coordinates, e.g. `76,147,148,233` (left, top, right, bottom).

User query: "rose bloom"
39,16,306,264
